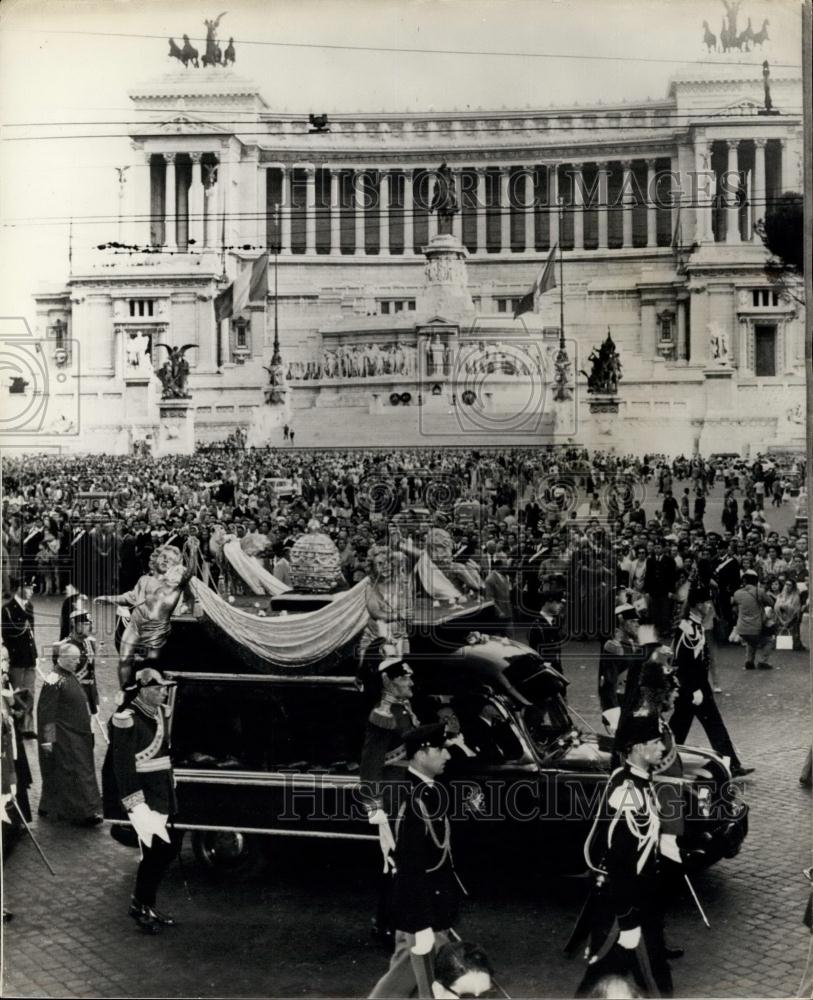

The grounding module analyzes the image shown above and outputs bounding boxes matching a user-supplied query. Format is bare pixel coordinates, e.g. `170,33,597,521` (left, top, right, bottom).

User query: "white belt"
135,755,171,773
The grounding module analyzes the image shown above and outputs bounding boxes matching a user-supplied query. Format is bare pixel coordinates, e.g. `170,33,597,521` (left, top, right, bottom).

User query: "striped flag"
214,255,269,323
513,244,557,320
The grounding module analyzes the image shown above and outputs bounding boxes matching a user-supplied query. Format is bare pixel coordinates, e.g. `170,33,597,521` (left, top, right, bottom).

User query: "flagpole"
558,196,565,348
272,203,280,364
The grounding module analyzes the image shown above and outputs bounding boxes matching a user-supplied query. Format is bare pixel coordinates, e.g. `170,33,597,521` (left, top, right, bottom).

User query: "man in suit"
1,578,38,736
528,587,566,675
714,542,741,639
485,554,514,639
644,540,677,642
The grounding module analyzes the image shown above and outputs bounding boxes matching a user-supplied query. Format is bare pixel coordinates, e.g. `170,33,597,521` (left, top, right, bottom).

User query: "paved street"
3,582,811,998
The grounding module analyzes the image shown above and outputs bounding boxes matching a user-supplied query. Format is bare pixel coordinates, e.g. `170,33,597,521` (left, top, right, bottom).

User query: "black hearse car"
105,592,748,878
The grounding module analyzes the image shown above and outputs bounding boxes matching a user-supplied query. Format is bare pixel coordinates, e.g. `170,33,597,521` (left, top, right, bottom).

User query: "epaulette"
112,709,134,729
368,706,397,730
608,779,646,813
43,671,61,686
603,639,624,656
678,620,695,636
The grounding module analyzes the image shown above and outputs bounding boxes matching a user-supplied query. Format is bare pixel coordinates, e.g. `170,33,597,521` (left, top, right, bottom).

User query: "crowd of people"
1,447,808,658
1,443,809,993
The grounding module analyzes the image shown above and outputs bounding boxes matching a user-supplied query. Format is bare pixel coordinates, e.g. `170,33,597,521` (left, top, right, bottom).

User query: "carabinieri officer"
102,667,181,936
579,713,674,998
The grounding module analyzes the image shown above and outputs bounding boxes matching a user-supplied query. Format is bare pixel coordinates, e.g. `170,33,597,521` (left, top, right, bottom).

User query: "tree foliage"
757,191,804,275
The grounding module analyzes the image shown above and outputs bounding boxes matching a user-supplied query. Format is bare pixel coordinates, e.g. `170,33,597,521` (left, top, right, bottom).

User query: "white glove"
377,819,396,873
692,689,704,707
367,808,388,826
411,927,436,955
618,927,642,950
659,832,682,864
129,803,171,847
602,707,621,737
129,802,155,847
1,790,14,825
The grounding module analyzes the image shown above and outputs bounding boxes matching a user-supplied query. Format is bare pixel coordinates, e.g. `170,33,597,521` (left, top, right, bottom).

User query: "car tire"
191,830,268,877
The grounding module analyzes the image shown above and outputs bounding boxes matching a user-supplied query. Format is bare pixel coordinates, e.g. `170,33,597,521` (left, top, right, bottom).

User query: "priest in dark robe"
36,640,102,825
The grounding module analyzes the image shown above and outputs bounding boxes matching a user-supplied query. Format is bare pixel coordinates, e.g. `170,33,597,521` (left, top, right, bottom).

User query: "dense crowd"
1,447,808,652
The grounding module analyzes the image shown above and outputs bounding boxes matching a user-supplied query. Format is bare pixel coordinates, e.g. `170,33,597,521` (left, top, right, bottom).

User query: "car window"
171,679,367,773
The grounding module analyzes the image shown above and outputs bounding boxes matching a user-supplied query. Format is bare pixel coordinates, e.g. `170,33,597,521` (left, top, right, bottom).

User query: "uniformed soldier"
671,585,754,779
598,603,644,711
359,654,420,941
369,723,464,1000
579,713,674,998
63,595,99,716
101,667,181,935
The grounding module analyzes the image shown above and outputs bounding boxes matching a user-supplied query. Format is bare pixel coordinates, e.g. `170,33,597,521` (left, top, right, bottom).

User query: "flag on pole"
213,254,269,323
513,245,557,320
233,254,269,315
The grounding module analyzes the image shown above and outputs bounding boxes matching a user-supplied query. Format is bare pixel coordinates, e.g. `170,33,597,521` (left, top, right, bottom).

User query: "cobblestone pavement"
3,492,811,998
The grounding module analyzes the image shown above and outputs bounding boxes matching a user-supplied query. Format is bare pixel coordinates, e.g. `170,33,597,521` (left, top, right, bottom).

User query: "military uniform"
370,732,464,1000
598,636,644,711
102,683,182,931
670,612,744,773
579,763,673,998
71,634,99,714
359,691,419,938
1,595,37,734
359,696,418,813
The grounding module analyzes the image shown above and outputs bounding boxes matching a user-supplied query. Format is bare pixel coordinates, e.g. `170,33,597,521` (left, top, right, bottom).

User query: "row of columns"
151,151,220,252
693,136,791,244
269,159,668,255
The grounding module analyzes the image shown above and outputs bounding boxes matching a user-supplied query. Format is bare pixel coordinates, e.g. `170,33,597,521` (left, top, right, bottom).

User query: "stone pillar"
597,162,609,250
548,165,559,248
380,170,391,254
427,171,438,240
163,152,177,252
753,138,767,236
403,169,414,254
676,298,687,361
304,165,316,254
693,141,713,243
203,160,218,249
779,137,795,192
645,158,657,248
500,168,511,251
571,162,584,251
621,159,634,248
725,140,741,244
279,165,292,255
354,171,366,255
524,167,535,251
451,169,463,243
329,168,341,255
189,153,204,249
475,168,487,252
139,148,153,246
670,152,682,247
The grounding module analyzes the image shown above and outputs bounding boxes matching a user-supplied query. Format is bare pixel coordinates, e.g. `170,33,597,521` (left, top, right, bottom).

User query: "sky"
0,0,803,326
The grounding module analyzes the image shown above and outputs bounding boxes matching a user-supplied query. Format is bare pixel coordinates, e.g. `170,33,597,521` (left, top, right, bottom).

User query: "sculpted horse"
168,34,199,68
702,20,717,52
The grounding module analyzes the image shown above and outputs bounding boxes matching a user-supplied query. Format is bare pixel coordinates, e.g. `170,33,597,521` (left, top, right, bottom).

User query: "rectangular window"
752,290,760,307
497,299,507,313
394,301,403,313
129,300,136,317
754,324,776,377
236,326,247,348
381,301,390,314
408,301,416,311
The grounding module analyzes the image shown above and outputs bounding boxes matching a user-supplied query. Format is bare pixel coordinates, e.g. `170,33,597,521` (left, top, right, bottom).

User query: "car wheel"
191,830,268,877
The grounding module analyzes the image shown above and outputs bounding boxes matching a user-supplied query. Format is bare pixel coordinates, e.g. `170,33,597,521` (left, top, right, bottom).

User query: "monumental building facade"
32,59,805,453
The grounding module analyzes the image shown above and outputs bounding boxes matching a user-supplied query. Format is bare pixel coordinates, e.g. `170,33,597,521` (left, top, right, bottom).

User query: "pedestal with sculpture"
245,351,292,447
154,343,197,456
582,329,623,419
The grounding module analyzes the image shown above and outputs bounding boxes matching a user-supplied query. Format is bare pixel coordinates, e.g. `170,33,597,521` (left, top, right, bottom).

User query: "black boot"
128,899,161,935
145,905,176,927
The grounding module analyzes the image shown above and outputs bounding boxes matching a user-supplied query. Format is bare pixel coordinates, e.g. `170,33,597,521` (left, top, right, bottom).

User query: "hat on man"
614,602,639,620
742,570,759,584
69,594,92,621
129,667,177,692
614,712,662,753
378,656,413,680
404,723,448,758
